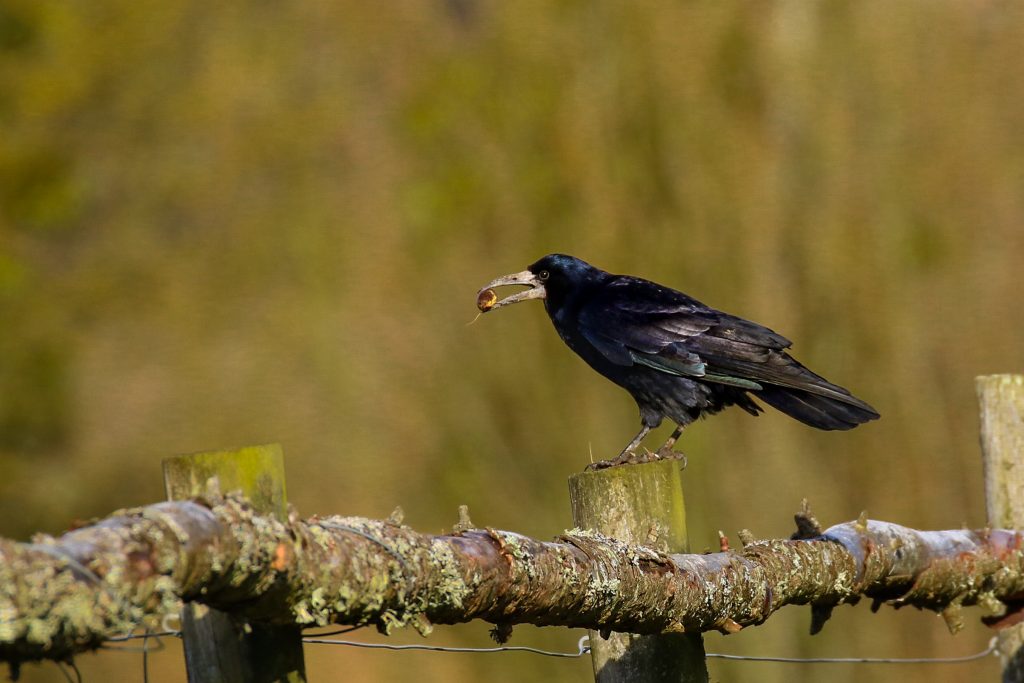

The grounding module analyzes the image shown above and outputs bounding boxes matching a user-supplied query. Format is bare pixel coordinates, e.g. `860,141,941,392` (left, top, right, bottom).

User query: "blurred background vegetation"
2,1,1022,681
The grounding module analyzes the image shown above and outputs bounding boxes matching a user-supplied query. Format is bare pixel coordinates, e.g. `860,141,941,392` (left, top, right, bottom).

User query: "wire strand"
705,637,998,664
104,631,179,645
100,629,999,666
55,661,82,683
301,635,591,658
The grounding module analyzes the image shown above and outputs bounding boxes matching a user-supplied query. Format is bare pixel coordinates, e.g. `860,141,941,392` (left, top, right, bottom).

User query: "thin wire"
301,633,998,664
705,637,998,664
99,629,999,666
55,663,74,683
106,625,366,643
55,661,83,683
106,630,180,643
142,630,150,683
301,634,592,659
102,631,174,652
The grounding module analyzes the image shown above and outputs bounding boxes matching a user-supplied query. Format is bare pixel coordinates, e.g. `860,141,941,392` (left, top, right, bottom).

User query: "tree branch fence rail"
0,374,1021,682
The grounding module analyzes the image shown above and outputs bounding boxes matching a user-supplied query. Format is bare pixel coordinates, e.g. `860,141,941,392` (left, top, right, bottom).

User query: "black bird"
477,254,879,468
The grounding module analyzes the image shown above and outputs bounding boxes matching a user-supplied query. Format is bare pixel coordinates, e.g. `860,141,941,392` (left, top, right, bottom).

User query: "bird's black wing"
576,278,728,378
576,276,871,408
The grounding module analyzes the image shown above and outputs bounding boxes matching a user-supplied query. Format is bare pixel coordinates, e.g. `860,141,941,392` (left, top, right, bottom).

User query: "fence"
0,374,1022,682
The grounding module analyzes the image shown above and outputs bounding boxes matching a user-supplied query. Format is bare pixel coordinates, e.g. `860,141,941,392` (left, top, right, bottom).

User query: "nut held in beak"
477,288,498,312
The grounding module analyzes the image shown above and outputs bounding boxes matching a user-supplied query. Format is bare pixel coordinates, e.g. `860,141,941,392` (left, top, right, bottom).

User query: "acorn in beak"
476,270,546,312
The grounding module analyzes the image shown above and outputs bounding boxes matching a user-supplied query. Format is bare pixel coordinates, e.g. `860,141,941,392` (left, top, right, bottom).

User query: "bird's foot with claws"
586,447,672,471
655,446,687,468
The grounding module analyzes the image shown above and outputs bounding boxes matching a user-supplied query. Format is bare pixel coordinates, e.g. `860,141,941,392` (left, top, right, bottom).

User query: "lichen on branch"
2,495,1023,666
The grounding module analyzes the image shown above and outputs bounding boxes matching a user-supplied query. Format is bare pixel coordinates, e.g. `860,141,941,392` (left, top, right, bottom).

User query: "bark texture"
2,495,1023,666
978,374,1024,681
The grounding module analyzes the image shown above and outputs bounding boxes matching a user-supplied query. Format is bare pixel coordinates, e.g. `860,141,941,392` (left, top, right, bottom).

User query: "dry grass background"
2,2,1022,681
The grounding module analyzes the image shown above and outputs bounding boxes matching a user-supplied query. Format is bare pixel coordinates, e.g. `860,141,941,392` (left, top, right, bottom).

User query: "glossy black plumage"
480,254,878,462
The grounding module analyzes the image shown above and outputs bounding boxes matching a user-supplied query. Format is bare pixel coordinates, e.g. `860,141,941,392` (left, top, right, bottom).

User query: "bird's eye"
539,270,550,281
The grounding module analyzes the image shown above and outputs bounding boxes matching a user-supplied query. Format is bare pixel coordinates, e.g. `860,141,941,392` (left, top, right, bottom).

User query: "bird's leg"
655,424,687,466
586,425,651,471
659,425,684,451
620,424,652,457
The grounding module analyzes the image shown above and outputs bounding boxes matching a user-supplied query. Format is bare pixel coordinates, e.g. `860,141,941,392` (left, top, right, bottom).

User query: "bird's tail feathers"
756,385,879,431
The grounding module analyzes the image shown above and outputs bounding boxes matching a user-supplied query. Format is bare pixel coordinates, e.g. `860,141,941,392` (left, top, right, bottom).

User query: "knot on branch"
791,499,823,540
452,505,474,534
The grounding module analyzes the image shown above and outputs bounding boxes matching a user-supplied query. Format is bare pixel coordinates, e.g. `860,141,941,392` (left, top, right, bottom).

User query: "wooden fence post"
978,375,1024,683
569,459,708,683
163,444,307,683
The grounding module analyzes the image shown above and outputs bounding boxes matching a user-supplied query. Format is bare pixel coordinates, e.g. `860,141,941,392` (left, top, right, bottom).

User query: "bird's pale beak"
477,270,546,312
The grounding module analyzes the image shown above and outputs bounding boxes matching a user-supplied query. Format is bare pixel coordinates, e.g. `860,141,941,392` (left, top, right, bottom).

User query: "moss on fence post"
569,458,708,683
978,375,1024,682
163,444,306,683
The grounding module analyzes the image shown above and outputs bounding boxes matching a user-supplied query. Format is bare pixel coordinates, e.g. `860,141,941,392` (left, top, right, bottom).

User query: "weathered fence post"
569,458,708,682
163,444,307,683
978,374,1024,683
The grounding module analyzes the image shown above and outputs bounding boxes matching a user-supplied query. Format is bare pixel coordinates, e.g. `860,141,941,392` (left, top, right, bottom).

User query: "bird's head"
477,254,600,314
